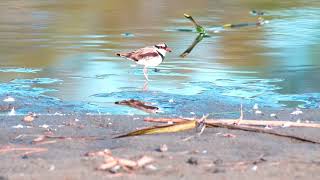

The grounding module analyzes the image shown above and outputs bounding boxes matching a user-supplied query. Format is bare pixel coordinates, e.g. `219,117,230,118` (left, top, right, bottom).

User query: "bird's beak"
165,47,172,52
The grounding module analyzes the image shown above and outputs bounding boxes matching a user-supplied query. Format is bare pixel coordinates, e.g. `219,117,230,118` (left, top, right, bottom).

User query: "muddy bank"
0,110,319,179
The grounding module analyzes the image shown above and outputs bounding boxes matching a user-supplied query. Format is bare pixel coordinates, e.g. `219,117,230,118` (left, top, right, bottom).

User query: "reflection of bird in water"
116,43,172,81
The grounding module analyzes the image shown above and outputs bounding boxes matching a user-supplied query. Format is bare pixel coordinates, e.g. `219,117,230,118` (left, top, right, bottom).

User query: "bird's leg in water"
143,81,149,91
143,67,149,81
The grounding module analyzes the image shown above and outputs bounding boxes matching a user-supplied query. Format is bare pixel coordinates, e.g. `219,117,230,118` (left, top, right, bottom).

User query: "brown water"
0,0,320,115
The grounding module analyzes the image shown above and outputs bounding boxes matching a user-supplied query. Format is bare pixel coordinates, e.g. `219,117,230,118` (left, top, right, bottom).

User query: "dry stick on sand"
144,118,320,144
144,118,320,128
0,146,48,156
32,135,106,144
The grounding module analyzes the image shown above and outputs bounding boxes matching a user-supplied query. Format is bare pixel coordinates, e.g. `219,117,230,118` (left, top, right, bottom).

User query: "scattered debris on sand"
85,149,155,174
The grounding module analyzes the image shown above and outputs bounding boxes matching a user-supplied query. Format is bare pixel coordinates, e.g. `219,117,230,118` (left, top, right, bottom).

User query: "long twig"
205,123,320,144
144,118,320,128
144,117,320,144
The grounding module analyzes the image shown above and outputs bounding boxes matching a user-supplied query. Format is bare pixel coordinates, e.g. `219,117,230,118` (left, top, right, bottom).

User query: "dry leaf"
114,120,197,138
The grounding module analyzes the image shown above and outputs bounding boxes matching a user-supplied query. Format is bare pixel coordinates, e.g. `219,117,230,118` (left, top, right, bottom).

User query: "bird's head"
154,43,172,55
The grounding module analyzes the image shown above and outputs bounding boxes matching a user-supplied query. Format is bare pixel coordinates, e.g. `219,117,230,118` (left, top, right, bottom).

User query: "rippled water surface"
0,0,320,115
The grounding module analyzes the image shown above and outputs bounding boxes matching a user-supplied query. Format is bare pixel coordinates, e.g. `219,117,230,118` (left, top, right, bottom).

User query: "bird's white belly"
137,56,163,67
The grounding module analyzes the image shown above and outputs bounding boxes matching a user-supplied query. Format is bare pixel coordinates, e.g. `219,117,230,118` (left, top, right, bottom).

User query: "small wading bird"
116,43,172,81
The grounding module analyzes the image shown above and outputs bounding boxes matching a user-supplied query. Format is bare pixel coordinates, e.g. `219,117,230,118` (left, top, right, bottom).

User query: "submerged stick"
115,99,159,114
180,33,205,57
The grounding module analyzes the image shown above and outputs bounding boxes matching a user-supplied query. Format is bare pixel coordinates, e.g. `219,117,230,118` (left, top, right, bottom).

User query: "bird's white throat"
156,48,167,57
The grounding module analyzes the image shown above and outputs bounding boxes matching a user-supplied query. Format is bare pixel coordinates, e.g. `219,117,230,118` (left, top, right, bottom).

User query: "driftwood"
144,118,320,128
144,117,320,144
115,99,159,113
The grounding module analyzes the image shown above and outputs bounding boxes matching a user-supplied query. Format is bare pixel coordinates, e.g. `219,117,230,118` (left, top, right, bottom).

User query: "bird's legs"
143,81,149,91
143,67,150,81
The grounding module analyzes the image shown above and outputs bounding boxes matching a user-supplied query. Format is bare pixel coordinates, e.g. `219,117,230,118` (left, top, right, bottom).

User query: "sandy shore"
0,109,320,180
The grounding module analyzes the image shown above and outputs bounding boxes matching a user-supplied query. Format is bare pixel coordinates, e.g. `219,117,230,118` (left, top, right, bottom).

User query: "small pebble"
212,168,226,174
39,124,49,129
213,159,223,165
109,165,121,174
145,164,157,171
187,157,198,165
255,110,262,114
157,144,168,152
291,108,303,115
251,165,258,171
270,113,277,118
12,124,24,129
23,115,34,122
49,165,55,171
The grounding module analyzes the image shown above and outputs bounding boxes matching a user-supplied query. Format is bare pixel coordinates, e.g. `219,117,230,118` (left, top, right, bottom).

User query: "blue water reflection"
0,1,320,115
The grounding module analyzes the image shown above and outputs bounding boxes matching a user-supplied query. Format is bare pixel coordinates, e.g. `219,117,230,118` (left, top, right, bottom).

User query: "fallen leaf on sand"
114,120,197,138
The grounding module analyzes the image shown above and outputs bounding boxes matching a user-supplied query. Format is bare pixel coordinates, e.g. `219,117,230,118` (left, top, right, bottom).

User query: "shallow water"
0,0,320,115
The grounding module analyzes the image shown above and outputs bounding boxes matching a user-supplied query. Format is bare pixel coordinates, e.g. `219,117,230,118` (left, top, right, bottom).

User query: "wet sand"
0,109,320,180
